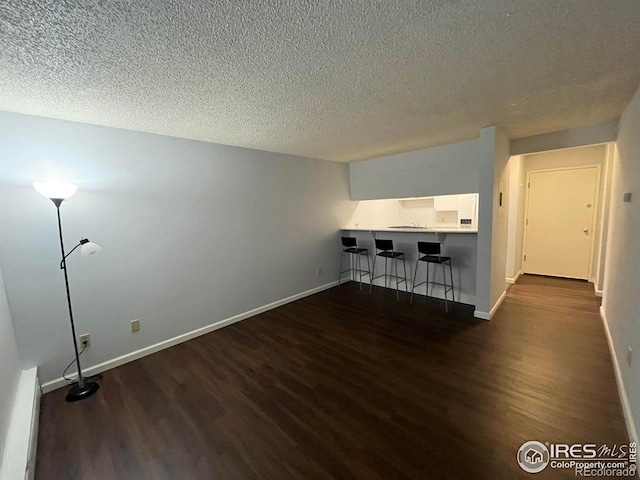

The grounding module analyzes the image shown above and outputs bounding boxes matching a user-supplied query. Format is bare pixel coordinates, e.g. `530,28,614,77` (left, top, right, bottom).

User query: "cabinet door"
433,195,459,211
457,194,477,220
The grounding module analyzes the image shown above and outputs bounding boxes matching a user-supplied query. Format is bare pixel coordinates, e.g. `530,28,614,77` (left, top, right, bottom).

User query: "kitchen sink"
388,225,429,229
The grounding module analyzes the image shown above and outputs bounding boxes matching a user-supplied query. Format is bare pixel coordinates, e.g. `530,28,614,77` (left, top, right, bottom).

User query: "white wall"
602,84,640,440
515,158,527,279
489,127,511,309
0,111,354,385
349,139,480,200
505,155,524,281
596,144,615,293
0,266,22,471
521,144,609,286
346,199,403,228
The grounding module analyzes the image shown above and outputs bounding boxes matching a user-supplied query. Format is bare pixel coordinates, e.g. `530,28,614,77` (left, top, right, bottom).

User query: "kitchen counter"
340,227,478,306
341,227,477,234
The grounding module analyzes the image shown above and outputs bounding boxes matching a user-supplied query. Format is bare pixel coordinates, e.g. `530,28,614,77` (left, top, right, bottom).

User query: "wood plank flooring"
35,275,628,479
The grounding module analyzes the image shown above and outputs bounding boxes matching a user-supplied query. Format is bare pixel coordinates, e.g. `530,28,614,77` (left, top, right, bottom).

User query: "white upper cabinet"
433,195,459,211
457,194,477,220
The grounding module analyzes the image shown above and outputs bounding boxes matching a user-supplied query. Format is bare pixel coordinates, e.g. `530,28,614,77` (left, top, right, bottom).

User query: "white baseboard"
1,367,40,480
473,288,508,320
505,269,523,285
600,306,639,446
490,290,508,317
41,280,341,394
592,282,603,297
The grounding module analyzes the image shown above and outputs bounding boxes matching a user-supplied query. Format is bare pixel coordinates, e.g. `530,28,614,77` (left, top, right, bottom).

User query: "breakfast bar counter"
340,227,477,306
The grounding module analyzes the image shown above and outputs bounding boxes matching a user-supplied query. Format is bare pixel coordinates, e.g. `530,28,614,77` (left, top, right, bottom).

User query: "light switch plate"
623,193,632,203
130,319,140,332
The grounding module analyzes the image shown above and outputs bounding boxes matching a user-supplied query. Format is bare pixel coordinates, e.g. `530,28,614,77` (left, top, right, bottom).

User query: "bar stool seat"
343,247,368,254
338,237,371,292
377,251,404,259
369,239,407,302
418,254,451,264
410,241,455,312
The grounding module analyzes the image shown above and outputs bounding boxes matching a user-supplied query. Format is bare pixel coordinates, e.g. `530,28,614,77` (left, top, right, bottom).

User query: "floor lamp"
34,181,102,402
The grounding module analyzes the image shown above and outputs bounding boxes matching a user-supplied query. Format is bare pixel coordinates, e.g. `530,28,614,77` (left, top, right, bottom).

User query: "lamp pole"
53,199,85,389
34,181,100,401
51,198,99,402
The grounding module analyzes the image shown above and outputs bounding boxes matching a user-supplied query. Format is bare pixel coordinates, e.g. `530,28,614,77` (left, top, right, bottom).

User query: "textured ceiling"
1,1,640,162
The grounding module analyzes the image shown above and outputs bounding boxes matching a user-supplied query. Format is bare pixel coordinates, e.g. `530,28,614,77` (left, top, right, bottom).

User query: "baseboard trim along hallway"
474,289,508,320
600,306,639,446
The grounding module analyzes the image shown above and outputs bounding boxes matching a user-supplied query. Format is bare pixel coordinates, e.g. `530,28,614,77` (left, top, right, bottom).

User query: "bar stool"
369,239,407,301
410,241,455,312
338,237,371,291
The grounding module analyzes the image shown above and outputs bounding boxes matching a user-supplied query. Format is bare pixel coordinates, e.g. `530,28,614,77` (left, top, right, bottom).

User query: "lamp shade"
80,242,102,257
34,181,78,199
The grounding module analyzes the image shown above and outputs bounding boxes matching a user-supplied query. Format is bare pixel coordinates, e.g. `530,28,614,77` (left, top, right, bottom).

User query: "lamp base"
65,380,100,402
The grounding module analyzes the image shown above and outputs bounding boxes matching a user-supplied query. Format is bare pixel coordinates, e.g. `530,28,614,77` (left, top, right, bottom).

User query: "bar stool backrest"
418,241,441,257
375,239,394,252
341,237,357,248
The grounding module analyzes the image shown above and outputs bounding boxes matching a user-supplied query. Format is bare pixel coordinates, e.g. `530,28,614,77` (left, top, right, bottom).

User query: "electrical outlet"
79,334,91,348
627,347,633,367
316,268,323,276
130,319,140,332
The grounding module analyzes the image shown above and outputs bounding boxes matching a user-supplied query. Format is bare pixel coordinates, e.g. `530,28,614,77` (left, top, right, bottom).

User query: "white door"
523,166,598,279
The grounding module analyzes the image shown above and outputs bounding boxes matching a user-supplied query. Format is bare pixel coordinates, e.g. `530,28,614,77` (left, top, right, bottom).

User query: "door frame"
522,164,601,280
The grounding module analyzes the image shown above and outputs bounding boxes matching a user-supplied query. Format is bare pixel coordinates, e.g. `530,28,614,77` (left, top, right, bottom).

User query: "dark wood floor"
36,275,628,479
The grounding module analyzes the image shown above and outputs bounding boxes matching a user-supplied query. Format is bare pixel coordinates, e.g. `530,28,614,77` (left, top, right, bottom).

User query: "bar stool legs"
394,255,407,302
356,250,372,292
410,260,419,304
449,261,455,303
410,241,455,313
442,262,448,312
369,239,407,301
338,237,371,292
369,255,376,294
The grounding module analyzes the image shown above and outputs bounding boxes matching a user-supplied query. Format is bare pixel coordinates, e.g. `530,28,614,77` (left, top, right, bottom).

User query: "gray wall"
346,127,508,317
602,84,640,439
510,121,618,155
0,111,354,384
0,266,22,469
473,126,510,316
474,127,497,316
349,139,480,200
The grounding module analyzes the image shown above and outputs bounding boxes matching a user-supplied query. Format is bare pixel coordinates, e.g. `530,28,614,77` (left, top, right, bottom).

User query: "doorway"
523,165,600,279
